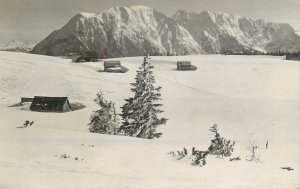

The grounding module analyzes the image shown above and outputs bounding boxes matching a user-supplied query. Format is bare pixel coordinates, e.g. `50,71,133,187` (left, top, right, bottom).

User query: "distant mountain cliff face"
173,10,300,53
32,6,300,58
32,6,203,58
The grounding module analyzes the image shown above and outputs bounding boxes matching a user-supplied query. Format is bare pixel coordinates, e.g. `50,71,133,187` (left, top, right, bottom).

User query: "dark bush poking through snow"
208,124,235,157
17,120,34,128
168,147,209,167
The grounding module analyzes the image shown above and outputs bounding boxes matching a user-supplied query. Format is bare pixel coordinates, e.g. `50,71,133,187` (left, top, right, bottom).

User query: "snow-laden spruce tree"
89,92,119,134
119,55,167,139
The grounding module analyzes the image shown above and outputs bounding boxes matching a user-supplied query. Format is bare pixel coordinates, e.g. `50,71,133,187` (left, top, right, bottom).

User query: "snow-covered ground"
0,51,299,188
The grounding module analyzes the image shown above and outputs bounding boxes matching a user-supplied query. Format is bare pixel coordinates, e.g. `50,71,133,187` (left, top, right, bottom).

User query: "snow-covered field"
0,51,299,189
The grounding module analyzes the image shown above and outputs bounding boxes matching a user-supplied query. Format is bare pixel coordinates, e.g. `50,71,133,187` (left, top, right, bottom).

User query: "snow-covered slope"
0,40,36,52
32,6,203,58
173,10,300,53
0,52,299,188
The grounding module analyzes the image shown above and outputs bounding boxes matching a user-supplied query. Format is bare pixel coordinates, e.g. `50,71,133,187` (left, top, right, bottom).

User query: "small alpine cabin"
103,60,128,73
104,61,121,70
30,96,72,112
177,61,197,71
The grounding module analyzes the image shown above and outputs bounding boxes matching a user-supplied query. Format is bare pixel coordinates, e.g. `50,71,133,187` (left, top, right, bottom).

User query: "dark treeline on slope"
220,47,300,61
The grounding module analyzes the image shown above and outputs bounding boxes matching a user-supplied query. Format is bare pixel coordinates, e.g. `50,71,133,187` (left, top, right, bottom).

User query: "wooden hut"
177,61,197,71
104,61,121,70
21,97,33,104
286,53,300,61
30,96,71,112
103,60,128,73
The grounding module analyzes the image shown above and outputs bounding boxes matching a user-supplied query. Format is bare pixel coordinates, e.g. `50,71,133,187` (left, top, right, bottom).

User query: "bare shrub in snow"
246,145,261,162
246,134,262,162
89,92,119,134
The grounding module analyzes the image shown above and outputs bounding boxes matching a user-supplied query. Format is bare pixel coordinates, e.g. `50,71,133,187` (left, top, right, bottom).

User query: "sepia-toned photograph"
0,0,299,188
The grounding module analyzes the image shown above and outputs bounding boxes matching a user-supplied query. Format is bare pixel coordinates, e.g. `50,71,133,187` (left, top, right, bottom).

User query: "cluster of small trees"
261,50,300,57
170,123,273,167
220,47,300,57
220,47,264,55
88,55,167,139
266,50,288,56
169,124,235,167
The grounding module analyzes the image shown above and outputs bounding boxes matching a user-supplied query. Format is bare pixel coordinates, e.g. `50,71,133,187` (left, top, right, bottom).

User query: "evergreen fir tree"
89,92,119,134
208,124,235,157
119,55,167,139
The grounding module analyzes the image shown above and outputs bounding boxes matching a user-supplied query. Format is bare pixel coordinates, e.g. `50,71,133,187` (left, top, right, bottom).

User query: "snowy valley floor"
0,51,299,188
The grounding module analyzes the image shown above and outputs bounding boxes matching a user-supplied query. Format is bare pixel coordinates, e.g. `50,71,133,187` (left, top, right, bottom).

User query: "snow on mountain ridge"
32,6,203,57
32,6,300,57
0,40,36,52
173,9,300,53
78,12,97,18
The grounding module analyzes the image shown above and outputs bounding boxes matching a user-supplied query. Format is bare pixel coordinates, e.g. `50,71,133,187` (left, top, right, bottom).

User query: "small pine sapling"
191,151,209,166
208,124,235,157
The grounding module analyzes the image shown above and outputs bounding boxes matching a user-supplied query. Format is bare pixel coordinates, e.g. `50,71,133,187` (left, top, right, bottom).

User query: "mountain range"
32,6,300,58
0,40,36,53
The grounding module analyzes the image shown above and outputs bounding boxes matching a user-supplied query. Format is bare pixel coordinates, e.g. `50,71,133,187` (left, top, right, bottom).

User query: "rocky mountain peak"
31,6,300,57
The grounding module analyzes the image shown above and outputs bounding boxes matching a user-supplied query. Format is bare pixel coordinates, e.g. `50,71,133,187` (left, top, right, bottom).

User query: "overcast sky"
0,0,299,41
